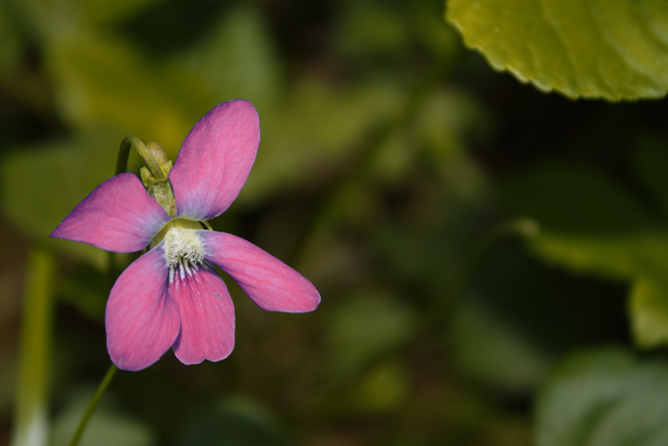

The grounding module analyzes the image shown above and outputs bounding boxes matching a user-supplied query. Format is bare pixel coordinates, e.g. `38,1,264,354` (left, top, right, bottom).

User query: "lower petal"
170,266,235,365
106,245,180,371
199,231,321,313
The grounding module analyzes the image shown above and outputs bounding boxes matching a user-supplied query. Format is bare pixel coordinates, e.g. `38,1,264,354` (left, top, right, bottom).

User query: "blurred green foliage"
1,0,668,445
536,348,668,446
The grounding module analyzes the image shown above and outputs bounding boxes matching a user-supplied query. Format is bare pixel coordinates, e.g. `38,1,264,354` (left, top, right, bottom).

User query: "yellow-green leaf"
446,0,668,100
46,31,208,157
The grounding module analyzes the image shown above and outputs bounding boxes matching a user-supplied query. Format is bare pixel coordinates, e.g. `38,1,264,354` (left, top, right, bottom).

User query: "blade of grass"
11,247,55,446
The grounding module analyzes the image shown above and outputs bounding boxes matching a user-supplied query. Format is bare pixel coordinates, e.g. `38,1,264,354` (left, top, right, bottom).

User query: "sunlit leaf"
629,278,668,348
447,0,668,100
46,31,208,157
536,348,668,446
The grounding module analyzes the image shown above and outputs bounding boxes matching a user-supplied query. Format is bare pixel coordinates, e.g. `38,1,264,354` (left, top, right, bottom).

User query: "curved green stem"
67,364,118,446
119,135,166,181
115,137,132,177
116,135,167,181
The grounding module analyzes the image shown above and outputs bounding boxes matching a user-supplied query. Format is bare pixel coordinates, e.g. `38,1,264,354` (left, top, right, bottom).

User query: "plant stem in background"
11,247,55,446
289,63,451,267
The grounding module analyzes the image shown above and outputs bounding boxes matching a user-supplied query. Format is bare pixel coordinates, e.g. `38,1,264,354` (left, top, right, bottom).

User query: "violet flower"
51,100,320,371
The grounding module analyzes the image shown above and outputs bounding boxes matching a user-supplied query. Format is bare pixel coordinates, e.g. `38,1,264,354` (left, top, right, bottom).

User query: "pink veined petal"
50,172,170,253
170,266,235,365
169,100,260,221
199,231,321,313
105,245,180,371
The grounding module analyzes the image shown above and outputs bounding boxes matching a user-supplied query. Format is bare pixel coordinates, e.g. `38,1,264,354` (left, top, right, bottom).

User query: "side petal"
105,245,180,371
199,231,321,313
51,172,170,253
169,100,260,221
170,266,235,365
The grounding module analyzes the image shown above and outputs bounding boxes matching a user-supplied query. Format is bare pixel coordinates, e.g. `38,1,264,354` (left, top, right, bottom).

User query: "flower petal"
169,100,260,221
105,245,180,371
170,266,235,365
199,231,321,313
50,172,170,253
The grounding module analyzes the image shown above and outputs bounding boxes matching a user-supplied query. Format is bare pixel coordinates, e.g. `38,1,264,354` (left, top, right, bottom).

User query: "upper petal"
170,266,235,365
199,231,321,313
50,172,170,253
105,245,180,371
169,100,260,221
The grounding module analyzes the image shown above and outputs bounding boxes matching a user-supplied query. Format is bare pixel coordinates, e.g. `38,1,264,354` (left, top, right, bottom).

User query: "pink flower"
51,100,320,371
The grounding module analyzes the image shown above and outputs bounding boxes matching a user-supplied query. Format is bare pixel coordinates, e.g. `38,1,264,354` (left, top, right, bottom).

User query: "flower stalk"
119,135,176,217
67,365,118,446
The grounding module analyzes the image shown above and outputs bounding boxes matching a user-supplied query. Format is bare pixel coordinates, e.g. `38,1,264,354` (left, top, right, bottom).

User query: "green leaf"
182,6,282,112
629,278,668,348
501,163,665,280
177,397,291,446
530,231,668,280
446,0,668,100
536,348,668,446
453,299,552,392
324,289,416,375
346,362,409,414
46,31,208,157
0,128,122,267
502,163,668,347
237,78,405,204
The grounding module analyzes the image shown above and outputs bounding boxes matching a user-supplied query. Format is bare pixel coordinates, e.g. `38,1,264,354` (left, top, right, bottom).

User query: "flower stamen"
163,227,204,283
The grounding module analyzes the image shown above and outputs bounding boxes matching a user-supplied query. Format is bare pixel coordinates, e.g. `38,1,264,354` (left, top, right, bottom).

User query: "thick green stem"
11,247,55,446
67,364,118,446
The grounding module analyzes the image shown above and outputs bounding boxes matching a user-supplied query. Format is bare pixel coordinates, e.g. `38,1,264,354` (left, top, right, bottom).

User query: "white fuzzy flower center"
163,227,205,283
